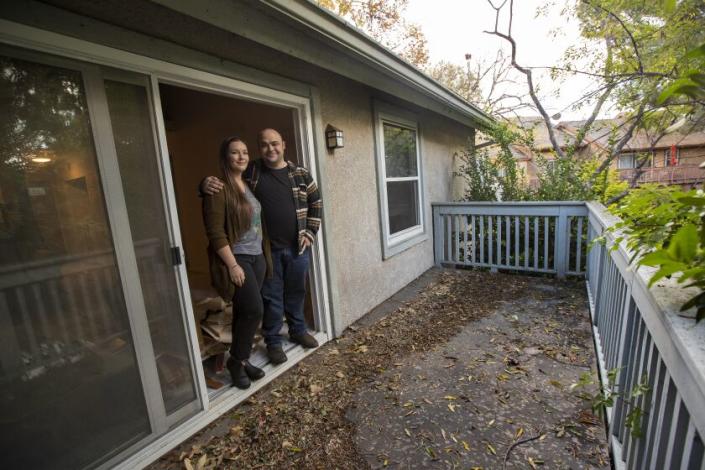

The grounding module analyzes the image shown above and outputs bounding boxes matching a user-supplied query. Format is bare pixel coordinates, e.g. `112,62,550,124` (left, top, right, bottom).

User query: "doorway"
158,83,319,395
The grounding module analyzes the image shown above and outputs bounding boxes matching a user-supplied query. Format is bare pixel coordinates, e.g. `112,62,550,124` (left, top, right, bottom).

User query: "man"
202,128,322,364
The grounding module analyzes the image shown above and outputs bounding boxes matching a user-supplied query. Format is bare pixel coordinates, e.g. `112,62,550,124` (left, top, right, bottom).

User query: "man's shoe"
226,358,251,389
243,360,265,380
267,345,288,364
290,332,319,349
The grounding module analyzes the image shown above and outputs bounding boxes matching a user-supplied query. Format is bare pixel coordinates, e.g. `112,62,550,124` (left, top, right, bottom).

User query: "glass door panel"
103,77,198,415
0,54,150,468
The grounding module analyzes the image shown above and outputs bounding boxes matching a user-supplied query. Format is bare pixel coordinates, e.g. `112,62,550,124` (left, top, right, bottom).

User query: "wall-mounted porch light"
325,124,344,150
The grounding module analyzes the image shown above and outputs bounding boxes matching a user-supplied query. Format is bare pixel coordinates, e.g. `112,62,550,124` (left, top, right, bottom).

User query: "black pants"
230,253,266,360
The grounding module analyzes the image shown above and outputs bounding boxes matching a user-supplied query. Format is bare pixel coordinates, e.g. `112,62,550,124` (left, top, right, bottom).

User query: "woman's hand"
229,264,245,287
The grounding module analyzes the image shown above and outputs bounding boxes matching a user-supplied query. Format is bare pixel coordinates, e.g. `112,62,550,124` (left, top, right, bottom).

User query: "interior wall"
160,84,297,295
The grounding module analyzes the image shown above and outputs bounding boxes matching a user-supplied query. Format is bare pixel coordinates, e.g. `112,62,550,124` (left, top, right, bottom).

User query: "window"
375,106,426,258
618,153,636,169
665,147,680,166
619,152,653,169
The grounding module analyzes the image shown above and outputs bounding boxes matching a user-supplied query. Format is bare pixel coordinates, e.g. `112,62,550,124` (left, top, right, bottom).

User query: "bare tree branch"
525,66,667,79
484,0,568,158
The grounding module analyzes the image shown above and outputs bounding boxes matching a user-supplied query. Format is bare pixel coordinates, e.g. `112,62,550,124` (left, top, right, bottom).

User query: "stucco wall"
316,75,471,330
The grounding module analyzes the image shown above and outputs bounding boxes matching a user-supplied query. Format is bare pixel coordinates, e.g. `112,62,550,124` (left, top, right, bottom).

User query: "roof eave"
259,0,494,129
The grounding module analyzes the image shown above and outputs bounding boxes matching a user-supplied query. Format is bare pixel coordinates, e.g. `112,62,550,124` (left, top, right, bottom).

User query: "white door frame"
0,19,334,469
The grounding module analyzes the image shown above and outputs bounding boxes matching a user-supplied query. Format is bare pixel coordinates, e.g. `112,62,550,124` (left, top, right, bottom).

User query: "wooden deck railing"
586,202,704,469
618,164,705,186
433,201,705,469
432,202,588,277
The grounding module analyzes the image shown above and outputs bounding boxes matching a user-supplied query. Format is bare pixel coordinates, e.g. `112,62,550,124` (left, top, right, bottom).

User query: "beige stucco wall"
316,74,471,331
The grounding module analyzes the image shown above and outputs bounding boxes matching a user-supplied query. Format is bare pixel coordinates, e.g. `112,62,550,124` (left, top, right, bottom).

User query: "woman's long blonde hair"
219,136,253,237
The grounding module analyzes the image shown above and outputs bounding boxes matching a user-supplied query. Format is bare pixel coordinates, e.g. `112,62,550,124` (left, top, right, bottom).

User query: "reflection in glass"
104,79,197,414
0,55,150,468
387,180,419,234
383,123,417,178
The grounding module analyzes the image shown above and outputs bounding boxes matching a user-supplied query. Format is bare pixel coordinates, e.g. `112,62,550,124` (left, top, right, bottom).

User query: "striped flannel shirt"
245,160,322,244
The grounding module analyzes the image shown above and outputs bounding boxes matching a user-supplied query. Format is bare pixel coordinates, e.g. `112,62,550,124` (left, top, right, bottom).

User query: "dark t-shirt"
254,165,298,250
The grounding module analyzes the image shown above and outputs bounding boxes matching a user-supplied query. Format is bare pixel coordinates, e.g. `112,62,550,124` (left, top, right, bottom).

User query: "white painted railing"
433,201,705,469
586,202,705,470
432,202,589,277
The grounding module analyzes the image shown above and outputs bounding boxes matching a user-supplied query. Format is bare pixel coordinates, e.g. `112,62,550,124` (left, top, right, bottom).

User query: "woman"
203,136,270,389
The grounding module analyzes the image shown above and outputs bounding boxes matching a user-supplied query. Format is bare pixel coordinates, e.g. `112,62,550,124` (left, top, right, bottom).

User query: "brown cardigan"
202,186,272,300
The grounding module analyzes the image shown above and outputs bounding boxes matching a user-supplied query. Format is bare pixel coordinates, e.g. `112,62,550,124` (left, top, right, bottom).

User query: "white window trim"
665,147,681,166
373,103,427,259
618,153,636,169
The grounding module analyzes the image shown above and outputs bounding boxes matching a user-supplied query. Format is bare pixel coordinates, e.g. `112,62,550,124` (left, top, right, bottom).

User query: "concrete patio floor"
152,269,609,469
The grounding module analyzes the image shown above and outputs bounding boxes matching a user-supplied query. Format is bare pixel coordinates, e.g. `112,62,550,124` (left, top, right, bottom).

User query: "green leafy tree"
316,0,429,67
605,185,705,321
457,123,529,201
485,0,705,196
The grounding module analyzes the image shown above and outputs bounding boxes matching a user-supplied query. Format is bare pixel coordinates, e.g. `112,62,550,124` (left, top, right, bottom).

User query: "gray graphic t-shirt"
232,187,263,256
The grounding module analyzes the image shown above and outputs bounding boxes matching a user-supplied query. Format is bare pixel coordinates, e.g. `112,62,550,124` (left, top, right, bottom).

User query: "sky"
405,0,606,121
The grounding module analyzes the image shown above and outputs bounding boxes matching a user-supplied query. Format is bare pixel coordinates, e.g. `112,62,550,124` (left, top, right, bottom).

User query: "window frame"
618,153,636,169
373,104,427,259
665,147,680,166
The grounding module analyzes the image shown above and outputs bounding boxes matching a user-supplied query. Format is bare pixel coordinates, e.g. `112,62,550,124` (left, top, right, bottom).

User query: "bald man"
202,128,322,365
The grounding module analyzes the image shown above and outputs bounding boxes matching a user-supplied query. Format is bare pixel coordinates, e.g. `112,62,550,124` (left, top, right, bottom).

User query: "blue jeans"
262,247,310,347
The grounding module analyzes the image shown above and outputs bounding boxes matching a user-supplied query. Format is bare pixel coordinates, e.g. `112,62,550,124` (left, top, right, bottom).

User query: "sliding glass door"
102,72,199,419
0,47,200,469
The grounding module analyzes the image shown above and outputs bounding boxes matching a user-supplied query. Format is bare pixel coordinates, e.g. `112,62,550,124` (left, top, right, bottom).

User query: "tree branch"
590,103,646,183
525,66,667,80
583,0,643,73
484,0,567,158
569,82,614,150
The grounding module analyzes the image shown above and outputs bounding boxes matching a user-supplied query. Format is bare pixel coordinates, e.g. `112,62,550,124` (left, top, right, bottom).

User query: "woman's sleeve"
202,191,229,250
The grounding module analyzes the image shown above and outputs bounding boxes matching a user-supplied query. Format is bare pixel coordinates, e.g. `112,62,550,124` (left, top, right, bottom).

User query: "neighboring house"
471,117,603,191
480,117,705,190
0,1,491,468
609,128,705,187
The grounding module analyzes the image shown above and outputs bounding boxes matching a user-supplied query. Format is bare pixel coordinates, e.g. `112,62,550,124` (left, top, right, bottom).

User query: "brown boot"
290,332,319,349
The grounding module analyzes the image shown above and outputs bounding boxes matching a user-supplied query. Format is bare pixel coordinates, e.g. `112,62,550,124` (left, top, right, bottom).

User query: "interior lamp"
31,149,53,163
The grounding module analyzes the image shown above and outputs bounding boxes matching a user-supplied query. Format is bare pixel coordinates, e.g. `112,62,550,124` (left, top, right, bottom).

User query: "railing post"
433,205,443,267
555,207,569,279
